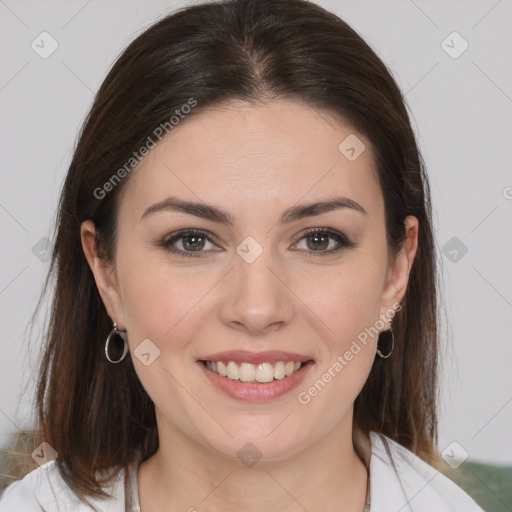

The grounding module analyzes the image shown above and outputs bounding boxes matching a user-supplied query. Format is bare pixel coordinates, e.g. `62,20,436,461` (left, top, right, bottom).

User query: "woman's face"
83,99,417,462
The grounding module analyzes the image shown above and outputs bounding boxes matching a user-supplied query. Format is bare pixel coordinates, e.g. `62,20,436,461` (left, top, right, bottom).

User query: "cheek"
294,263,382,427
293,249,386,410
115,252,217,423
116,248,215,347
298,259,386,346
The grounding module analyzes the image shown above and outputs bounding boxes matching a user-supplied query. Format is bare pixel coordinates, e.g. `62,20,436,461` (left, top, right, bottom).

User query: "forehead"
118,99,383,223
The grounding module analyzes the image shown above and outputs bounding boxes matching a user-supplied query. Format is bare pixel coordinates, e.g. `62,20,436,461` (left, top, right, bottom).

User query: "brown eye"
160,229,218,257
303,232,331,251
294,228,355,256
180,233,207,251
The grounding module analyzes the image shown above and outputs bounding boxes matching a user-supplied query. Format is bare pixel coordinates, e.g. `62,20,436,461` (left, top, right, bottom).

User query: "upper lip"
199,350,314,365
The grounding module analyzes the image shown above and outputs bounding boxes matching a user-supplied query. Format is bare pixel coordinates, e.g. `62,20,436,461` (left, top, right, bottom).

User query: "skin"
81,99,418,512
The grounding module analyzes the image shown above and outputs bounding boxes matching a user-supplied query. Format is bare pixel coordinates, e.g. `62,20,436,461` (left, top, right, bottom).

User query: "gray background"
1,0,511,465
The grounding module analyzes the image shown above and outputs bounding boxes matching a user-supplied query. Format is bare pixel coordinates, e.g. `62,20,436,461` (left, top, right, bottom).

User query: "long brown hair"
15,0,441,507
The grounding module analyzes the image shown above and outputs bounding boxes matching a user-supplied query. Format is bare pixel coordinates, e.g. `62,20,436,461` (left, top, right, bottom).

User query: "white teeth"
257,362,274,383
217,361,227,377
274,361,286,380
239,362,256,382
226,361,239,380
205,360,305,382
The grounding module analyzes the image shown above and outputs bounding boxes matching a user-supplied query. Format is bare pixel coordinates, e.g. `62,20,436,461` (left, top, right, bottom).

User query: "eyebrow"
140,195,368,224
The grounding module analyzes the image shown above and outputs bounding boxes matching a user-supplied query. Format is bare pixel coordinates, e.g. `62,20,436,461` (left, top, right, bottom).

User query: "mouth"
196,350,315,402
199,359,310,383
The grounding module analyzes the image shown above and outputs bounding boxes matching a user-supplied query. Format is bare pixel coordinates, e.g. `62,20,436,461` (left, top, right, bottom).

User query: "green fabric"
444,461,512,512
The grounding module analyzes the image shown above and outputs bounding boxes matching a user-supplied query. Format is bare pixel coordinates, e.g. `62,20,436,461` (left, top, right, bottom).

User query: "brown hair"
17,0,441,507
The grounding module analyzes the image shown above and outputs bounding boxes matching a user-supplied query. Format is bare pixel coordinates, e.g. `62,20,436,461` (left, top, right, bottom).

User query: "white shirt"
0,431,484,511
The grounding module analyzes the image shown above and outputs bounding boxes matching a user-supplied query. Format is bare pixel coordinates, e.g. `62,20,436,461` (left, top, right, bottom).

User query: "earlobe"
80,220,125,327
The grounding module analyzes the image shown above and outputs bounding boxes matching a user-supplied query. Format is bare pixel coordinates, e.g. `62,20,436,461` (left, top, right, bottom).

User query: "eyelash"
158,228,356,258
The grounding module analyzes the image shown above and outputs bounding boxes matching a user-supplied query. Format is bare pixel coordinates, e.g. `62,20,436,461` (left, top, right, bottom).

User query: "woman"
0,0,484,510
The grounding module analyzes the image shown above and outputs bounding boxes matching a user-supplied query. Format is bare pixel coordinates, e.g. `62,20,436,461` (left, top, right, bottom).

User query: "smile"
197,351,315,402
202,360,303,383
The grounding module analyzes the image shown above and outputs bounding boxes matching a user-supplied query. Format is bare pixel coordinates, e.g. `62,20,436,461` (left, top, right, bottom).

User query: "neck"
137,417,370,512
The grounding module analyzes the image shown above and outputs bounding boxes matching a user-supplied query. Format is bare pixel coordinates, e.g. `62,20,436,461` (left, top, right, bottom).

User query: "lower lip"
197,360,315,402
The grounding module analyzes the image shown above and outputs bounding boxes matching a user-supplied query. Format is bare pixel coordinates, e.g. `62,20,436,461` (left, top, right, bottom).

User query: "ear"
379,215,419,326
80,219,126,329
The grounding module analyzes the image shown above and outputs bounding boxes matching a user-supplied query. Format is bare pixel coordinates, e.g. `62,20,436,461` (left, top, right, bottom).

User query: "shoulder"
0,459,128,512
368,431,485,512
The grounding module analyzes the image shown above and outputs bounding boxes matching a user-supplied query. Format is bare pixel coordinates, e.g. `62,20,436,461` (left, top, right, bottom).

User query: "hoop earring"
105,322,128,364
377,318,394,359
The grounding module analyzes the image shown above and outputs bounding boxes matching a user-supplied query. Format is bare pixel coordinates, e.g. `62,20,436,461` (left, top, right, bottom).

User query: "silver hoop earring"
377,318,394,359
105,322,128,364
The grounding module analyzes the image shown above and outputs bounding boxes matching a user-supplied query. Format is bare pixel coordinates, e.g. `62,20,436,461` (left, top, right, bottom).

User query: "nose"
218,243,294,335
